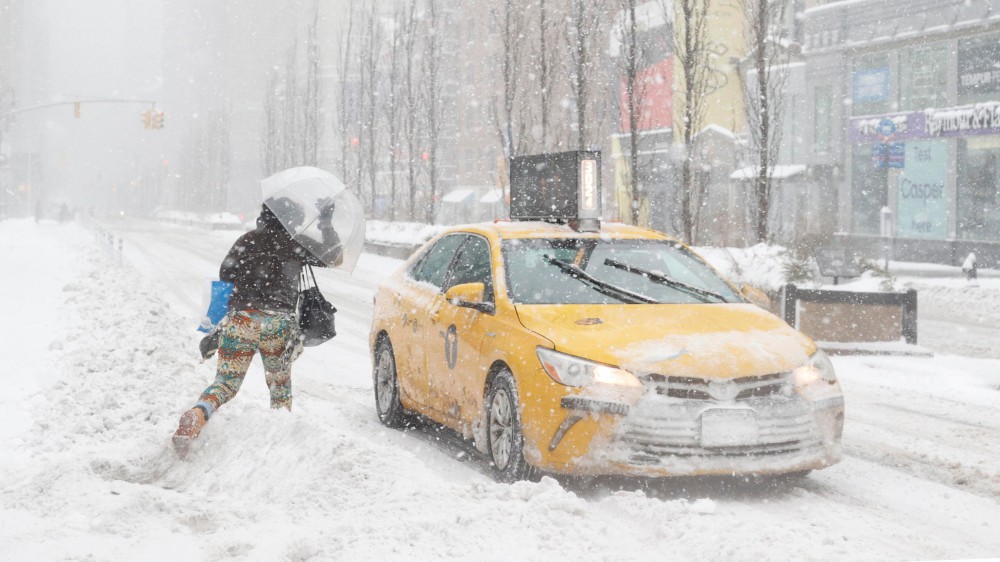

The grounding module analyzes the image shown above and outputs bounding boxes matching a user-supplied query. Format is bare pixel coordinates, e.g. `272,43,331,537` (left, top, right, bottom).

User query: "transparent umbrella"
260,166,365,273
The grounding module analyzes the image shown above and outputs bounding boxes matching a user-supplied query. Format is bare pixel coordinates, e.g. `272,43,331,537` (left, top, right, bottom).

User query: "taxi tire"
486,370,537,483
374,338,408,429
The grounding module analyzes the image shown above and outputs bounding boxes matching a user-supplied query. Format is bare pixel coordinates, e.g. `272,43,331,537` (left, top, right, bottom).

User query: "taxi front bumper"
543,392,844,477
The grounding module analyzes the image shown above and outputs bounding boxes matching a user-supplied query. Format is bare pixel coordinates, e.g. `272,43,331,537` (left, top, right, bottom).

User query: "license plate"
700,409,759,448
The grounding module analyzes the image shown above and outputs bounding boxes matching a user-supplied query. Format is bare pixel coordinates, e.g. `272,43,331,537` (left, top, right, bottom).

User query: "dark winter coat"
220,210,338,313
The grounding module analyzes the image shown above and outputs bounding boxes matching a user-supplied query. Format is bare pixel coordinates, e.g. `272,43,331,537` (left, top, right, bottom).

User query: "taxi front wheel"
486,370,537,483
374,338,408,428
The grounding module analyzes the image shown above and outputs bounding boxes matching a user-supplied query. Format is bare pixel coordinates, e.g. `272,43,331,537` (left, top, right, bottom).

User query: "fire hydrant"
962,252,978,286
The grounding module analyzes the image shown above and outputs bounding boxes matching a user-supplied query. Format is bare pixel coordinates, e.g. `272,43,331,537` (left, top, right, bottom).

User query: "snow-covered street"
2,218,999,561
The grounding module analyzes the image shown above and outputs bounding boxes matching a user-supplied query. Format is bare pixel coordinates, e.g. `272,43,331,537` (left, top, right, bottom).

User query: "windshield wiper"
603,258,728,304
543,255,659,304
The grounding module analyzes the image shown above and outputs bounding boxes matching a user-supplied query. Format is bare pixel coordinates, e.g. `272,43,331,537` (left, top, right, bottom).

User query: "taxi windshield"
501,237,741,305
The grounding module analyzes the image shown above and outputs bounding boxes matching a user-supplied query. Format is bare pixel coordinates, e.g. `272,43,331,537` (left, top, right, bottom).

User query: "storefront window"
896,140,947,239
957,137,1000,241
852,53,890,116
899,44,947,111
851,143,887,235
958,34,1000,105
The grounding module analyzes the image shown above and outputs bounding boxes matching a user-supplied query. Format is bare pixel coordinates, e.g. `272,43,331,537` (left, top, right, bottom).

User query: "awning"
441,188,476,203
729,164,807,181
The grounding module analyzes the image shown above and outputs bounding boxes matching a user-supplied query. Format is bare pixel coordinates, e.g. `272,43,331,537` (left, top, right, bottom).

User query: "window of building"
958,34,1000,105
957,137,1000,241
814,84,833,153
851,53,890,116
851,143,888,235
899,43,948,111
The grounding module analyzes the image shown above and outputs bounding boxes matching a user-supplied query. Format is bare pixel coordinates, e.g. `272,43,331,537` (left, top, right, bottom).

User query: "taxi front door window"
445,236,494,304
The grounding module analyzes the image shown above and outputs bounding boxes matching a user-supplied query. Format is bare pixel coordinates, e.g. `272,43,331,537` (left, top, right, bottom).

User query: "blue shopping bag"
198,280,234,333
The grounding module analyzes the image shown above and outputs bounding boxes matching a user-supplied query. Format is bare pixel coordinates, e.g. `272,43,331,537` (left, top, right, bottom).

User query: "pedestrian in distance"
173,198,342,457
962,252,978,288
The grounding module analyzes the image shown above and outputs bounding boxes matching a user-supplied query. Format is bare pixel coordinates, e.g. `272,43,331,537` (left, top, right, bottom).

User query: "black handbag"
297,264,337,346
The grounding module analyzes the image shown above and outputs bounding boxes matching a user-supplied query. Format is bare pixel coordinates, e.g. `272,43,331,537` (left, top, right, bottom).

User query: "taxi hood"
514,303,816,379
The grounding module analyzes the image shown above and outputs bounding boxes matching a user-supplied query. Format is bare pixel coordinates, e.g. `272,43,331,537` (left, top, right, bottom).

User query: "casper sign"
896,141,947,239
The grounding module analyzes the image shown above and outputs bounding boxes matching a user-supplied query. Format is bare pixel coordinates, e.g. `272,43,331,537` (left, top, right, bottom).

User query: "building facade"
802,0,1000,266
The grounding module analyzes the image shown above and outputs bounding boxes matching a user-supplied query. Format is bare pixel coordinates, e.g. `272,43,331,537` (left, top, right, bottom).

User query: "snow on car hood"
514,303,816,379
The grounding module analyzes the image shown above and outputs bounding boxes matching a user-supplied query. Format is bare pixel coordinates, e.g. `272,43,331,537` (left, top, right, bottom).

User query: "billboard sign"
509,151,603,226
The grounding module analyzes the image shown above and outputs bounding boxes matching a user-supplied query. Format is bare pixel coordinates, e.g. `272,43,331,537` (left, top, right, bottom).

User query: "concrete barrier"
363,240,421,260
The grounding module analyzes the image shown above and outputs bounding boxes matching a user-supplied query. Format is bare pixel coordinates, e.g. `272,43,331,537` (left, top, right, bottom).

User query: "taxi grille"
645,372,790,401
612,397,822,464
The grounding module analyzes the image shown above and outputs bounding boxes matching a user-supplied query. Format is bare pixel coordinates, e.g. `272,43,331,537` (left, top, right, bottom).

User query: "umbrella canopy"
260,167,365,273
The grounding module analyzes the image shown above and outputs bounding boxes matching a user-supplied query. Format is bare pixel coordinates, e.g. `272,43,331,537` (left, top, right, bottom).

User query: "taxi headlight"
793,350,838,391
536,347,642,389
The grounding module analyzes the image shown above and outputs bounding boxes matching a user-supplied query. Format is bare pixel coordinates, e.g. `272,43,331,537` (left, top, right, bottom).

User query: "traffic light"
141,109,152,129
151,110,165,129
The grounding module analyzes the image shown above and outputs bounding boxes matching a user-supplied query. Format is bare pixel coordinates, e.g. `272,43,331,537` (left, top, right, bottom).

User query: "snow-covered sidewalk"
2,218,999,561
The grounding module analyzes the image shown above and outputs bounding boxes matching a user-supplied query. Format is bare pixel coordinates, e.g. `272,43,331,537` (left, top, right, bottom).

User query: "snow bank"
366,220,442,246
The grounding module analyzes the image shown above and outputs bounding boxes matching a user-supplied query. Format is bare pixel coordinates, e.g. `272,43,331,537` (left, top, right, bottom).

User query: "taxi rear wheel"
486,370,535,483
374,338,408,428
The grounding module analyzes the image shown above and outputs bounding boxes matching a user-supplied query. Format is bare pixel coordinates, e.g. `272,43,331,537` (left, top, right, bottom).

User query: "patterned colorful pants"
198,309,299,414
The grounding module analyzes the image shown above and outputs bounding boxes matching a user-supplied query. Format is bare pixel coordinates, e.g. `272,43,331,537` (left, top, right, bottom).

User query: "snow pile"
366,220,442,246
696,244,791,293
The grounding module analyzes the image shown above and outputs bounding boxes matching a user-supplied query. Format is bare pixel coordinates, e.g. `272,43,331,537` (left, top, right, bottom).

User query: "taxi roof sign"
509,150,602,232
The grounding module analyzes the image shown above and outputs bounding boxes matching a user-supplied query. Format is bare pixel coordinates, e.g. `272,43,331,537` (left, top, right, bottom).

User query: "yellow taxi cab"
369,219,844,482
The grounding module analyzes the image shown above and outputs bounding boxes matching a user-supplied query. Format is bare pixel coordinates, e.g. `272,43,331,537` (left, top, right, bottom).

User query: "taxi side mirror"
445,282,494,314
740,284,772,310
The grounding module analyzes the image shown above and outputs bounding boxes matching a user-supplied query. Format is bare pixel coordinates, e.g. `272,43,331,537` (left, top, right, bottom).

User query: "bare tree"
280,42,299,170
358,1,383,214
261,68,282,177
334,3,359,187
534,0,554,150
616,0,647,226
491,0,527,160
301,3,322,167
566,0,594,149
381,5,406,221
400,0,422,221
423,0,443,223
664,0,715,244
181,110,231,211
739,0,789,243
